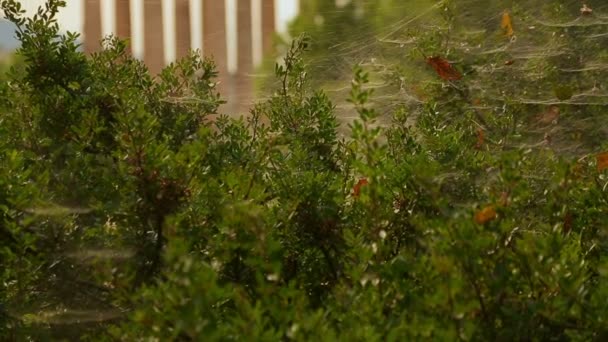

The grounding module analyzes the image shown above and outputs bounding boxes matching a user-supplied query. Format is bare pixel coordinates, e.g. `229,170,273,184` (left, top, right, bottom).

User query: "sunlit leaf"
65,249,135,261
25,205,92,216
426,56,462,81
501,10,514,38
474,206,497,224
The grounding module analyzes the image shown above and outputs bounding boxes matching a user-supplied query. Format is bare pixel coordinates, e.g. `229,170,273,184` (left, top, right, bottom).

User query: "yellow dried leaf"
475,206,497,224
597,152,608,172
501,10,514,38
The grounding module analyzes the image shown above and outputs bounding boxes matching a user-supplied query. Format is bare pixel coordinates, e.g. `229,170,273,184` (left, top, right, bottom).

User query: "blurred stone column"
144,0,165,74
84,0,102,53
175,0,191,60
262,0,275,54
115,0,131,52
236,0,253,114
203,0,228,103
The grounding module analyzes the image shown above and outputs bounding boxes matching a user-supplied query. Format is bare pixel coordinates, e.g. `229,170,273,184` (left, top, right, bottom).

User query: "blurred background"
2,0,607,123
0,0,301,113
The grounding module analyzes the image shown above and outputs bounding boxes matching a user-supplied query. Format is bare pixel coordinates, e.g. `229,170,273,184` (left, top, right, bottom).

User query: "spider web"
279,0,608,155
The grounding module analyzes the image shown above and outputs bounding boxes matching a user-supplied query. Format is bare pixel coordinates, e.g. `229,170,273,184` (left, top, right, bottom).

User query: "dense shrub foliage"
2,0,608,340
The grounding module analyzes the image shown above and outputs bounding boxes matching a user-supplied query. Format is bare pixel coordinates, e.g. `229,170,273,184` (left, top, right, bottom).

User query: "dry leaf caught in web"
475,128,484,149
597,152,608,172
474,206,497,224
426,56,462,81
501,10,514,38
537,106,560,125
353,178,369,197
580,4,593,16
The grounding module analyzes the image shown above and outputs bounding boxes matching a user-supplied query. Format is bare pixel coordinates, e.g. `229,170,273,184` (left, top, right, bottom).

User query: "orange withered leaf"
353,178,369,197
501,10,514,38
426,56,462,81
597,152,608,172
474,206,497,224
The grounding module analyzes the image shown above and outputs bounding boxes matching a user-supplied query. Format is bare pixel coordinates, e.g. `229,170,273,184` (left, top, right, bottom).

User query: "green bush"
2,0,608,340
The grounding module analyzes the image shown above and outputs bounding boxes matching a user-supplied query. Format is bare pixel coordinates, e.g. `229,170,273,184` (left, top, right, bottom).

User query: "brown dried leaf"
580,4,593,16
537,106,560,125
353,178,369,197
475,128,484,150
475,206,497,224
563,212,573,235
597,152,608,172
426,56,462,81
